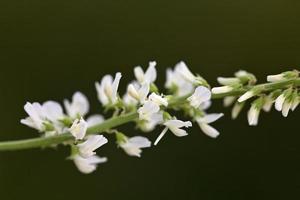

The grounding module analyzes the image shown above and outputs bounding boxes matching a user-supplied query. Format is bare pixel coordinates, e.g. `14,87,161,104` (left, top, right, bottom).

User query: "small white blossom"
262,95,274,112
137,101,160,121
73,154,107,174
282,99,292,117
64,92,89,118
212,86,234,94
217,77,240,86
238,90,255,102
154,119,192,145
119,136,151,157
247,105,260,126
77,135,108,158
196,113,224,138
275,94,285,111
291,93,299,111
148,93,168,107
21,102,46,131
123,93,138,106
174,61,197,83
188,86,211,108
95,72,122,106
267,74,285,82
231,102,244,119
139,112,163,132
127,82,150,103
165,68,194,96
134,61,157,84
69,117,88,140
223,96,236,107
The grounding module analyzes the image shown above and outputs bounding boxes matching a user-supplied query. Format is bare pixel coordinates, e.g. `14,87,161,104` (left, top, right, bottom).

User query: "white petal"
111,72,122,103
212,86,233,94
267,74,284,82
198,113,224,124
73,155,107,174
217,77,240,85
198,123,220,138
144,61,157,83
282,100,292,117
164,119,192,129
223,96,236,107
231,103,244,119
247,106,259,126
275,94,285,111
149,93,168,107
188,86,211,108
134,66,145,83
238,91,255,102
128,136,151,148
43,101,64,122
69,118,88,140
64,92,89,118
77,135,108,158
175,61,196,83
86,115,104,127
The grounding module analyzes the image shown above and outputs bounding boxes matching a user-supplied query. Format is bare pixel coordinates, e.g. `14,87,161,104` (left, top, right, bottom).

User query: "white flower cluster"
21,92,108,173
213,70,299,126
20,61,225,174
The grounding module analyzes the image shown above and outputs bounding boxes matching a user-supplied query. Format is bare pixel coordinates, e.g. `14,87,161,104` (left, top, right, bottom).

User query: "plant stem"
0,78,299,152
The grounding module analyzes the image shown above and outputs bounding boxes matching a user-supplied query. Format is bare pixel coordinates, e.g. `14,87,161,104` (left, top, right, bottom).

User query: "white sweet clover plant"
1,61,298,174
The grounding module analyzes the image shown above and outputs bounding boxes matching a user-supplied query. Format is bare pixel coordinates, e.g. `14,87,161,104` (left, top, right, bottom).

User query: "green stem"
0,78,299,152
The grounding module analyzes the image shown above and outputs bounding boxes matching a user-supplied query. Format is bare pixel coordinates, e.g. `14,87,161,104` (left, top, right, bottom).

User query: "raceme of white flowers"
212,70,299,126
20,62,299,174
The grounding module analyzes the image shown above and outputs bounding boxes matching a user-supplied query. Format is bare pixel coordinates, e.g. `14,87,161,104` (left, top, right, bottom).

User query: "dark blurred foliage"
0,0,300,199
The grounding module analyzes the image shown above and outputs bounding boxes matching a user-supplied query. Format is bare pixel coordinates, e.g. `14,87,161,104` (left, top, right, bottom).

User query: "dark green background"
0,0,300,199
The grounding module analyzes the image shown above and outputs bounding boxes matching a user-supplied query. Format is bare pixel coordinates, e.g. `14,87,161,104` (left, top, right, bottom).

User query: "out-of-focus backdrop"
0,0,300,199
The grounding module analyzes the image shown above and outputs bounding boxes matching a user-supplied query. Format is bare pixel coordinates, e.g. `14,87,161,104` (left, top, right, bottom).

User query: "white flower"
275,94,285,111
69,117,88,140
188,86,211,108
73,154,107,174
238,90,255,102
165,68,194,96
21,102,46,131
86,115,104,127
137,101,160,121
123,93,138,106
282,99,292,117
154,119,192,145
42,101,65,122
77,135,108,158
212,86,234,94
148,93,168,107
119,136,151,157
95,72,122,106
267,74,285,82
174,61,196,83
134,61,157,84
127,82,150,103
217,77,240,85
291,93,299,111
196,113,224,138
64,92,89,118
231,102,244,119
223,96,236,107
139,112,163,132
262,95,274,112
247,105,260,126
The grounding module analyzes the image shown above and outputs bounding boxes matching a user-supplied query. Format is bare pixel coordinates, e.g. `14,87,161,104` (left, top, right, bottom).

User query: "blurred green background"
0,0,300,199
